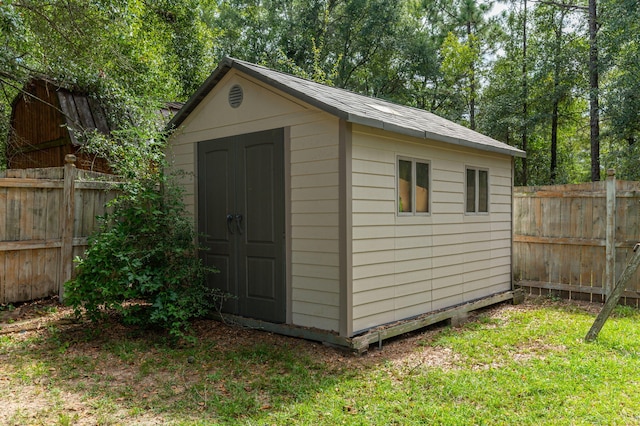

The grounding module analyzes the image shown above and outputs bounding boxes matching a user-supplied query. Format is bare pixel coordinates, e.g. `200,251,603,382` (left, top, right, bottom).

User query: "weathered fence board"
514,171,640,304
0,155,119,304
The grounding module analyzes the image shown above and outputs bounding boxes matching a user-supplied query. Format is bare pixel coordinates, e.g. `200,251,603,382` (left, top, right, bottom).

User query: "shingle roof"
169,57,526,158
56,88,115,146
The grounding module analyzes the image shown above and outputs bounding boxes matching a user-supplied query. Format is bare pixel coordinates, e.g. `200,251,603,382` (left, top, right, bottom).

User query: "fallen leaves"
0,296,543,425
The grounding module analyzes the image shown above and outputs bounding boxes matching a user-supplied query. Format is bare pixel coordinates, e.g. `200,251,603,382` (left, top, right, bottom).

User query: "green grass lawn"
1,297,640,425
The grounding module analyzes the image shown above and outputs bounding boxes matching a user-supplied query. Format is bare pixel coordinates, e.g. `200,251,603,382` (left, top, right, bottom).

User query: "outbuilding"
167,58,526,351
7,77,181,173
7,78,114,172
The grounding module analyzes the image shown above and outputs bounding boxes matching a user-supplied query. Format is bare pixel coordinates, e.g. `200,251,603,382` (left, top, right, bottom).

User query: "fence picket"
514,174,640,303
59,155,77,301
0,160,119,304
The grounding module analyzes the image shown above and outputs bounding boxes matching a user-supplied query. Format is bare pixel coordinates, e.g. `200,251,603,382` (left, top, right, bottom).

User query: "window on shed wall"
398,158,430,215
465,167,489,213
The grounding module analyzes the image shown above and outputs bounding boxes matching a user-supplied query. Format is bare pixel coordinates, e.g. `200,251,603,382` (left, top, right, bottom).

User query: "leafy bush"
65,173,224,341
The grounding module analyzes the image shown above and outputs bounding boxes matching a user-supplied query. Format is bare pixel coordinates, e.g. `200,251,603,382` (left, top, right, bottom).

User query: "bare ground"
0,296,601,425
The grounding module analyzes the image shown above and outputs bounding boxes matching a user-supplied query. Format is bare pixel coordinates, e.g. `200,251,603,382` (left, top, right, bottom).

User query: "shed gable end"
178,71,312,135
9,80,68,154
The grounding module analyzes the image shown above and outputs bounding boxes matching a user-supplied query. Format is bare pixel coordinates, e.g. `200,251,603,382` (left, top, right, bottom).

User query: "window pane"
478,170,488,212
416,162,429,213
399,160,412,213
466,168,476,213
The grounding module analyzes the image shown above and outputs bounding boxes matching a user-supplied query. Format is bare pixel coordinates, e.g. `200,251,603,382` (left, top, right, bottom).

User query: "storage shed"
167,57,526,350
7,78,181,173
7,78,115,172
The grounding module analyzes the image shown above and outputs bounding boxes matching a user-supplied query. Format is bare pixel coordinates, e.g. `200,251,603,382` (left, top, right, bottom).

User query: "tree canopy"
1,0,638,184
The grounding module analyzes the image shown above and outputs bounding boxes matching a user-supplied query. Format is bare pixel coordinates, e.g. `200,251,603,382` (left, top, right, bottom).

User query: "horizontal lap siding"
167,70,333,216
290,123,340,331
168,71,340,332
351,131,433,333
430,159,512,312
351,127,512,333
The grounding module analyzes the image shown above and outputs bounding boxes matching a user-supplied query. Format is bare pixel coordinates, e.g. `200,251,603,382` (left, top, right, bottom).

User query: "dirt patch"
0,297,70,333
0,297,469,424
0,296,602,424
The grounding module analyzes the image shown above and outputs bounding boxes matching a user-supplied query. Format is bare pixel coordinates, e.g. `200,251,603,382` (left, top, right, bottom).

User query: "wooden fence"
514,170,640,304
0,155,119,304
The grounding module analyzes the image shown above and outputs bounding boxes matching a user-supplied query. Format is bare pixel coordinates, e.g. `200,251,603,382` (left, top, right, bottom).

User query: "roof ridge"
168,58,526,158
228,57,445,118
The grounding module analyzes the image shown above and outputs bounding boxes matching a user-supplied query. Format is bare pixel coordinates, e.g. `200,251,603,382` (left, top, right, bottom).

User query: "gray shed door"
198,128,285,323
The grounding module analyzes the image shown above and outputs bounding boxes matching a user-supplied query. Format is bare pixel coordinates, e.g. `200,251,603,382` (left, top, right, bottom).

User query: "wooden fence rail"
0,155,119,304
513,170,640,304
4,161,639,306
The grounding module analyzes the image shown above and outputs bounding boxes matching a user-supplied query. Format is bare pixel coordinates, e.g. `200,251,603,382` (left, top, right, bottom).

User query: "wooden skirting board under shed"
218,289,525,353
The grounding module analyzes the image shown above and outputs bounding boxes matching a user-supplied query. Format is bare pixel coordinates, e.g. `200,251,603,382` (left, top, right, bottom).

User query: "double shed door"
198,128,285,323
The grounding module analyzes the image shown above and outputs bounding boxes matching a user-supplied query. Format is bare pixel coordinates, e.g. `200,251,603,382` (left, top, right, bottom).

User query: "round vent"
228,84,244,108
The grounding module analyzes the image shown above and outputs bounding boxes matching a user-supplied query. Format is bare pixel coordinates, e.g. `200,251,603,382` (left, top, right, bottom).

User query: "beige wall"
350,125,513,333
167,70,341,332
167,69,515,337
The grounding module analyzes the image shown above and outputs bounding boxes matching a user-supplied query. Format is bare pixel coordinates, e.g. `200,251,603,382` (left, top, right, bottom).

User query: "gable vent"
228,84,244,108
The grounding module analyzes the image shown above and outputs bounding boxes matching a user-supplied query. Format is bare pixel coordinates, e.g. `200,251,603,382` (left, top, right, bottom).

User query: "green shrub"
65,173,224,341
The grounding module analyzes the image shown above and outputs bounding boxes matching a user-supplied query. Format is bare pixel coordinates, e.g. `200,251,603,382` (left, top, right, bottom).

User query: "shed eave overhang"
167,59,234,130
346,114,527,158
168,57,527,159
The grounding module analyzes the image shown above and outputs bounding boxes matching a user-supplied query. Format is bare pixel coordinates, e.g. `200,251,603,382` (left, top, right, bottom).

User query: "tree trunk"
551,100,559,183
467,20,476,131
521,0,528,186
589,0,600,181
551,15,562,184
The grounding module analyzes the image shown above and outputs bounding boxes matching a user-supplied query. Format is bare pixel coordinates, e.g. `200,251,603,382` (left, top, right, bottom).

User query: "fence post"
59,154,77,301
605,169,616,299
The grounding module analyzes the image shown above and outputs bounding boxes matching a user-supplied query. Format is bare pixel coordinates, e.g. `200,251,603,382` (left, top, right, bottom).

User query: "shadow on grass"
0,313,367,424
4,296,640,425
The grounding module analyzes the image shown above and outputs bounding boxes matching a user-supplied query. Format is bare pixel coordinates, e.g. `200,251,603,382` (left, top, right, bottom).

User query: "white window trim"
465,166,490,215
397,156,431,216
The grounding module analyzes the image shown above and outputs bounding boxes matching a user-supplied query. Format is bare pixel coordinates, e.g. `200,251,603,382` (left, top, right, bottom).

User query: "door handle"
235,214,244,235
226,214,235,235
